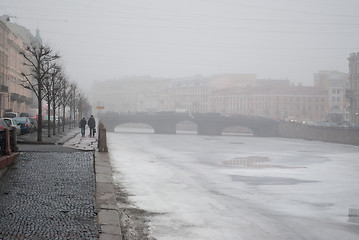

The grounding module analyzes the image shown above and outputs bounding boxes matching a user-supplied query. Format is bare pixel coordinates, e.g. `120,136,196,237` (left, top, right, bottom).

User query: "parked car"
29,117,38,132
43,115,54,127
13,117,32,134
20,112,30,117
0,118,9,131
55,116,63,126
3,112,19,118
43,115,62,127
3,118,21,136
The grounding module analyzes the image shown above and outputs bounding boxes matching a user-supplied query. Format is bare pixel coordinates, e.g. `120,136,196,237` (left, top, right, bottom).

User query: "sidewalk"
0,126,122,240
16,125,81,145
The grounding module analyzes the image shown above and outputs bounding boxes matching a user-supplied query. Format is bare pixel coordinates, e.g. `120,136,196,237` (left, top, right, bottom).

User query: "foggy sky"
1,0,358,90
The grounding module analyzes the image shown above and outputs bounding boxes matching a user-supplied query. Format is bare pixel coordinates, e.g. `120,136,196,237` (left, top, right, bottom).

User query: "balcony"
19,95,27,102
25,97,33,104
10,93,19,101
0,84,8,93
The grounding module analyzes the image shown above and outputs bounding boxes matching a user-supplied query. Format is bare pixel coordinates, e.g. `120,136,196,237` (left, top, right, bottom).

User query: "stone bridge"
99,112,279,137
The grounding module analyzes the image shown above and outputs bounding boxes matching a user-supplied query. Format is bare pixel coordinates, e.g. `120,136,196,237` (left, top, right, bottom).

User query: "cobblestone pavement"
0,151,100,239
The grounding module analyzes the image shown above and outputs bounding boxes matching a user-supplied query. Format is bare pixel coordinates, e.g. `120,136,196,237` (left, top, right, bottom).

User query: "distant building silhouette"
348,53,359,124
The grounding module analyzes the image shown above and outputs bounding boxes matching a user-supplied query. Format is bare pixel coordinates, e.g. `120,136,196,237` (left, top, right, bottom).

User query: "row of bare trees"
19,41,90,142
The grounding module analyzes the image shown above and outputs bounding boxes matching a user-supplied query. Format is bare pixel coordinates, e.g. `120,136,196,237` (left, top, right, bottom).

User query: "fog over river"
107,127,359,240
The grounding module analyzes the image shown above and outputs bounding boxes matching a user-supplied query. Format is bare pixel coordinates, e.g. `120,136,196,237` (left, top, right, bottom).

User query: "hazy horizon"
1,0,358,90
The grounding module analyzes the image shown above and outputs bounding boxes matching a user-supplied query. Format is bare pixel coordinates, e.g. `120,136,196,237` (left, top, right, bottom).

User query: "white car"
3,118,22,136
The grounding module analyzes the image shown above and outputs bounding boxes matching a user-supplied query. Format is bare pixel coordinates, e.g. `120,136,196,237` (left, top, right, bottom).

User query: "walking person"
79,117,87,137
88,115,96,137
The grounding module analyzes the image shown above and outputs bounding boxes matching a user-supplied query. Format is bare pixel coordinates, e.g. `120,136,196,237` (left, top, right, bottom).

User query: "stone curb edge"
95,151,122,240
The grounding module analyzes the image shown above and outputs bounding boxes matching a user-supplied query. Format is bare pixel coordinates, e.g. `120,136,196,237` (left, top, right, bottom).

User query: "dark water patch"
231,175,317,186
348,208,359,224
223,156,305,169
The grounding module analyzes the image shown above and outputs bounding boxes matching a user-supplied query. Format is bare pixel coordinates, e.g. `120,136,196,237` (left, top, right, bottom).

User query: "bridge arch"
222,125,253,136
176,120,198,134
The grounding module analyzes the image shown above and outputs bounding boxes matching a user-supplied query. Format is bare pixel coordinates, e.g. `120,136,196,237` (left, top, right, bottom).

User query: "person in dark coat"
88,115,96,137
79,117,87,137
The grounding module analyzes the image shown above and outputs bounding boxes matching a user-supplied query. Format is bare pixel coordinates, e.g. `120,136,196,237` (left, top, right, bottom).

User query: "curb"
95,151,122,240
16,140,58,145
0,152,19,178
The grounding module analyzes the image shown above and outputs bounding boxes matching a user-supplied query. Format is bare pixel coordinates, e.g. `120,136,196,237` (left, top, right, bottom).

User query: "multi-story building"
347,52,359,124
314,71,349,124
161,74,257,113
212,85,329,123
91,73,330,123
161,76,210,113
0,16,37,117
91,74,258,114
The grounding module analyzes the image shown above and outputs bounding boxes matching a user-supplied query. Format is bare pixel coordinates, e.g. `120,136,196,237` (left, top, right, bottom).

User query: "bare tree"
77,93,86,119
43,64,62,137
69,83,78,128
52,69,65,135
59,78,71,132
20,42,60,142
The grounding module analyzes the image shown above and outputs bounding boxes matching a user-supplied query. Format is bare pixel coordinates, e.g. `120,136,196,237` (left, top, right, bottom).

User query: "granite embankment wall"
278,122,359,146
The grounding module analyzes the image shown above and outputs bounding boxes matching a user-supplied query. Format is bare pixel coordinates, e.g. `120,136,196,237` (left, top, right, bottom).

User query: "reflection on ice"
223,156,306,169
230,175,317,185
349,208,359,224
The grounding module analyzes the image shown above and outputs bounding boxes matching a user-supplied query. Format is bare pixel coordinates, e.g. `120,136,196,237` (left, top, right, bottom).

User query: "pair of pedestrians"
79,115,96,137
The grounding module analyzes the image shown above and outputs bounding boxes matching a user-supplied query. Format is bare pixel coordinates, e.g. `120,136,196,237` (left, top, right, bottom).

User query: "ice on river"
107,129,359,240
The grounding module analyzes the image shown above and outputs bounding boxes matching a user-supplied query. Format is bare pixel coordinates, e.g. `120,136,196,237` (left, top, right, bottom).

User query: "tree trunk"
73,104,76,128
37,95,43,142
47,100,51,138
52,101,56,135
69,106,72,129
62,104,66,132
58,107,61,133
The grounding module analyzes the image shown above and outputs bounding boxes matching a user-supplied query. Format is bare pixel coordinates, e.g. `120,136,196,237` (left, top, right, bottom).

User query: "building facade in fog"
91,74,258,115
212,84,328,123
347,53,359,124
161,74,258,113
91,74,332,123
314,71,349,124
160,76,210,113
90,76,170,114
0,16,36,117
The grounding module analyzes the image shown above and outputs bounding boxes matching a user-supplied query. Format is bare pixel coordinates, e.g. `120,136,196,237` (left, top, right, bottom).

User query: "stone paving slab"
95,151,123,240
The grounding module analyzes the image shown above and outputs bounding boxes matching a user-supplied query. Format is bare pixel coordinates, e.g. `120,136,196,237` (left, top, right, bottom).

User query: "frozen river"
107,128,359,240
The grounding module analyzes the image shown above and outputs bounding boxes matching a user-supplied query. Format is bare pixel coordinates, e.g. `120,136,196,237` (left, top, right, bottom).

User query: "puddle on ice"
222,156,304,169
230,175,317,186
348,208,359,224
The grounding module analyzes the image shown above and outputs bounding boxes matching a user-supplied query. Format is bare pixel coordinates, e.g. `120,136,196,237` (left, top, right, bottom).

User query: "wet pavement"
0,125,122,239
0,151,99,239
